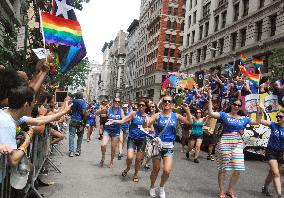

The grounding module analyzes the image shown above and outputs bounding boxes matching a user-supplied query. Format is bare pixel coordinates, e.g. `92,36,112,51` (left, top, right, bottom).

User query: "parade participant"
86,105,96,142
207,89,262,198
186,109,207,163
107,99,148,182
274,74,284,107
99,98,124,168
97,99,109,140
118,103,131,160
147,96,191,198
68,92,87,157
260,110,284,198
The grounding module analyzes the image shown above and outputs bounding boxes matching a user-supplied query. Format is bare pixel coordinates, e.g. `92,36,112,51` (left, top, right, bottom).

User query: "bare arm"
207,89,220,119
110,111,135,125
148,113,159,126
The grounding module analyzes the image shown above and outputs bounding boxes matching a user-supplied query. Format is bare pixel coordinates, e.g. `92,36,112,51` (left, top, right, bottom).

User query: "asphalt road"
39,129,277,198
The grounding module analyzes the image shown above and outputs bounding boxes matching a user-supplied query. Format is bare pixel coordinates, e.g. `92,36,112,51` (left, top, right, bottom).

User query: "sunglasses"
233,103,242,107
150,106,156,108
114,100,120,103
197,112,202,114
138,104,145,107
163,100,172,104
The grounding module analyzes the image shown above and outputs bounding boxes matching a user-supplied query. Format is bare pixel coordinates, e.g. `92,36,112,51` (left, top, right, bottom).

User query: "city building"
86,62,103,102
181,0,284,75
134,0,186,102
100,41,112,101
108,30,128,99
0,0,26,46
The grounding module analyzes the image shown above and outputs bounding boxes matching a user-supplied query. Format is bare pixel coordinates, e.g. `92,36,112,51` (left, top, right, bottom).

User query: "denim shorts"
121,128,129,135
127,137,146,152
153,148,174,159
103,130,120,138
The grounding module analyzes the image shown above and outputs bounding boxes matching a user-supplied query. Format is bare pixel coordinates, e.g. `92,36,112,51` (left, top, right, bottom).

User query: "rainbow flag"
239,65,260,85
252,57,264,68
240,53,247,65
40,11,83,47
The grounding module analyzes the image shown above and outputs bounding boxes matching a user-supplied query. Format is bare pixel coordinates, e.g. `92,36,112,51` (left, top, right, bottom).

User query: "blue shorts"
104,130,120,138
127,137,146,152
121,128,129,135
154,148,174,159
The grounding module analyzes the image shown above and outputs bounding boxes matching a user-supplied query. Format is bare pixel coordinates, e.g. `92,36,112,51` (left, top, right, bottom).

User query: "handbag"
145,113,171,159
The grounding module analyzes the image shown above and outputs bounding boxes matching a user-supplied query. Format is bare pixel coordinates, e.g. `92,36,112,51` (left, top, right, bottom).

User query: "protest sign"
264,94,279,113
245,94,259,114
32,48,50,60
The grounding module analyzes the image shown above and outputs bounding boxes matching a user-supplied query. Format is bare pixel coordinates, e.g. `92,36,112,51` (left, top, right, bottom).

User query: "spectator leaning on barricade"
68,92,87,157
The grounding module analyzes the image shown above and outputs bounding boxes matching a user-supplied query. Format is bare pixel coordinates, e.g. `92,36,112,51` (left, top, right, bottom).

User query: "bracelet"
18,147,27,155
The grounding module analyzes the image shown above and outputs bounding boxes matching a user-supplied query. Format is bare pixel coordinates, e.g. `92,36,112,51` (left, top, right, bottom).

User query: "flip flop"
99,160,104,168
133,176,139,183
121,170,128,177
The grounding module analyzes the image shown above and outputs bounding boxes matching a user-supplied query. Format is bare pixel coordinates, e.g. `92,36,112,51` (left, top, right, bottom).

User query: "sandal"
226,191,237,198
99,160,104,168
121,170,128,177
218,194,226,198
133,176,139,183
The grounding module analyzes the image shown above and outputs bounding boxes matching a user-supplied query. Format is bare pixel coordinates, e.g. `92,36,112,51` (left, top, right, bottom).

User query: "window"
182,9,186,17
173,21,177,29
199,25,203,40
168,7,172,15
194,0,197,6
256,20,263,41
214,15,219,32
270,15,277,36
211,41,217,58
202,46,207,60
170,49,175,57
165,34,170,42
188,15,191,28
231,32,237,50
181,22,185,31
240,28,246,47
187,33,190,46
189,52,193,64
221,11,227,28
193,11,197,24
219,38,224,54
174,8,178,16
180,36,183,44
234,3,239,21
196,49,201,63
219,0,227,6
243,0,249,17
192,30,195,44
189,0,192,9
167,20,171,29
203,2,211,17
163,62,168,70
259,0,265,8
164,48,169,56
170,35,176,43
169,62,174,71
205,22,209,37
183,0,187,5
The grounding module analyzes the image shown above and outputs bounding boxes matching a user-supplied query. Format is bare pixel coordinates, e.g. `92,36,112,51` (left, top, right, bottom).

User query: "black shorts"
204,133,217,145
127,137,146,153
189,134,203,140
265,149,284,164
100,117,108,126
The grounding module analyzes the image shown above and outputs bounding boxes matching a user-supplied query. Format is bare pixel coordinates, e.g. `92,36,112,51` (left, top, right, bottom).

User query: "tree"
268,48,284,79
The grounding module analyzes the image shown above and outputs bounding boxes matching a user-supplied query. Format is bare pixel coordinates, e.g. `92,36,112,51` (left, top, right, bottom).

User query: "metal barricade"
0,155,10,198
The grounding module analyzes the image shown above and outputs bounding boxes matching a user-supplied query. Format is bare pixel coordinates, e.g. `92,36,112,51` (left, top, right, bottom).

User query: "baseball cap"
10,155,29,189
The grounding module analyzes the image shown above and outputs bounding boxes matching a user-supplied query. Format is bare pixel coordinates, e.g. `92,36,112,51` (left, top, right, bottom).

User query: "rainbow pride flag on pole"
251,57,264,68
239,64,261,85
40,11,83,48
240,53,248,65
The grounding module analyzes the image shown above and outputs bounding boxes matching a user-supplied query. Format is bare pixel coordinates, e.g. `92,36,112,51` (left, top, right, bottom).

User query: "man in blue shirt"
69,92,87,157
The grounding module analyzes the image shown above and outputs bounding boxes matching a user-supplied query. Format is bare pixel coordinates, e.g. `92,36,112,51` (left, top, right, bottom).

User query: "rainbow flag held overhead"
240,53,248,65
40,11,83,47
252,57,264,68
239,64,261,85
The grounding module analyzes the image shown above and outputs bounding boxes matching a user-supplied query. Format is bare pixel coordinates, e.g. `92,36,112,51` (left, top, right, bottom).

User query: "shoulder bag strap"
158,113,172,138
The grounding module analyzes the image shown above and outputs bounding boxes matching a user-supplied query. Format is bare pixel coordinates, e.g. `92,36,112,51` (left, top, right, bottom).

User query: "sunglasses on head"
233,103,242,107
163,99,172,103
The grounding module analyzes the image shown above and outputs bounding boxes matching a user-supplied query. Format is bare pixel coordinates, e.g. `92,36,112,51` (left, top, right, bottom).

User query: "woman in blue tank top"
118,104,131,160
107,99,148,182
186,109,207,163
99,98,124,168
260,111,284,198
147,96,191,198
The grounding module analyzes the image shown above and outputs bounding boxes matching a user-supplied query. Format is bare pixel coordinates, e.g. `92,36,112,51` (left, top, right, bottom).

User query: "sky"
75,0,141,64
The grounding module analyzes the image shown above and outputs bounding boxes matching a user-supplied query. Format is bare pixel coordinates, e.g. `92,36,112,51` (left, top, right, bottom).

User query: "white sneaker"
149,188,156,197
159,187,166,198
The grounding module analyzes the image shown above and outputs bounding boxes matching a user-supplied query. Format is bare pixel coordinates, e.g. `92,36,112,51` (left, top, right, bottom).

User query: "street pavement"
39,129,277,198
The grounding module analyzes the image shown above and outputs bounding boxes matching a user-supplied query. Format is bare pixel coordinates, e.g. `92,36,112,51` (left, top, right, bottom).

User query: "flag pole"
49,0,55,53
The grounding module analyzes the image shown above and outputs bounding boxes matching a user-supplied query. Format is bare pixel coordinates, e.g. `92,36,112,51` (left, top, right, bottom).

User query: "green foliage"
269,48,284,79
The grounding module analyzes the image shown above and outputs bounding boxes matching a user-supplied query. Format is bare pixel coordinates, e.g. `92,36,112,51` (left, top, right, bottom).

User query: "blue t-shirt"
87,112,95,125
104,106,122,134
267,122,284,151
184,93,194,104
155,112,178,143
128,112,147,139
235,83,244,91
222,82,229,95
121,111,131,129
71,99,87,121
219,112,251,133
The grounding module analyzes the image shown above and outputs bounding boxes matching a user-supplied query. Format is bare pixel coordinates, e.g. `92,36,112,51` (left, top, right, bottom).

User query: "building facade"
122,19,140,102
86,62,103,102
134,0,186,103
181,0,284,75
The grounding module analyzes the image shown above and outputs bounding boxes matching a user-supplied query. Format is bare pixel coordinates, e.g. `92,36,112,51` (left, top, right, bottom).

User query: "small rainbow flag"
40,11,83,47
239,64,261,85
240,53,247,65
252,57,264,68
